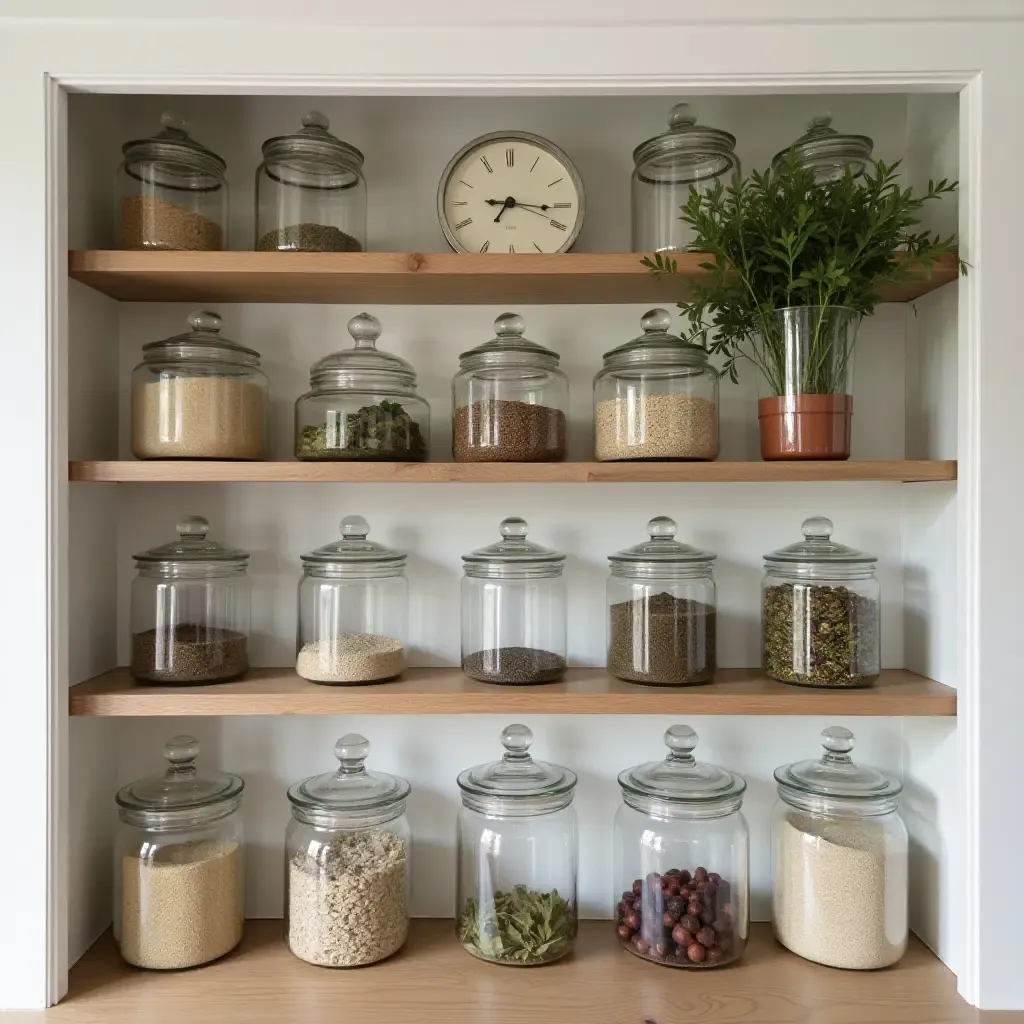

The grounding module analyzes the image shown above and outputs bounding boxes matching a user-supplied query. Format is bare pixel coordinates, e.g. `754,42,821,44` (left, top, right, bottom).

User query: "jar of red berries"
613,724,748,968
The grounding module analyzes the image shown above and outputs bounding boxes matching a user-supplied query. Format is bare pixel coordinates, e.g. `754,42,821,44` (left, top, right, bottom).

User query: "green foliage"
458,886,575,964
296,399,427,460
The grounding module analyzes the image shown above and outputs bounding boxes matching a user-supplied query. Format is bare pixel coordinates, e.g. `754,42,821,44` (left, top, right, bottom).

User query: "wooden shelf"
69,667,956,717
69,459,957,484
68,250,960,305
51,921,974,1024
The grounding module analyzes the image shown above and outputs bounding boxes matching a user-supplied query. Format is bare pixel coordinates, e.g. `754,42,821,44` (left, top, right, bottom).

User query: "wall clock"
437,131,585,254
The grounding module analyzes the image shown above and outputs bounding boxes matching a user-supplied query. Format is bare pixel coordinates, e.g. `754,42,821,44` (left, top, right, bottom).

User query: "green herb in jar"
458,885,575,965
296,400,427,461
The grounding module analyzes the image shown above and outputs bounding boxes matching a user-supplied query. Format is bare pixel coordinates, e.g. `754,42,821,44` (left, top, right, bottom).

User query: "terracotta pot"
758,394,853,461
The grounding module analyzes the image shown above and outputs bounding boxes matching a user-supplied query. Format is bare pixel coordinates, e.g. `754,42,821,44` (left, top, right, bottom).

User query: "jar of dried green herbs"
762,517,880,688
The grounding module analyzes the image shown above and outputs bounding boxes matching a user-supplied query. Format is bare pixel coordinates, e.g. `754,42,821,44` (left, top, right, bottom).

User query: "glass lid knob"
648,515,677,540
668,102,697,129
164,735,200,774
806,113,834,136
640,308,672,334
301,110,329,131
494,312,525,337
340,514,370,540
820,725,855,763
187,310,222,334
499,517,529,539
801,516,833,540
664,724,698,765
334,733,370,774
159,111,189,136
348,312,381,348
176,515,210,538
501,723,533,760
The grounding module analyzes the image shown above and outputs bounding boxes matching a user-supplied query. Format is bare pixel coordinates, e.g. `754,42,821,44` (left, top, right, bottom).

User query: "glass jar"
771,726,908,969
456,724,578,966
130,516,250,684
286,733,411,967
594,309,719,461
461,517,566,684
256,111,366,252
295,313,429,461
116,112,228,251
762,516,880,687
297,515,407,684
452,313,568,462
607,517,716,686
771,115,876,183
631,103,740,254
114,735,245,969
131,310,268,461
614,724,748,968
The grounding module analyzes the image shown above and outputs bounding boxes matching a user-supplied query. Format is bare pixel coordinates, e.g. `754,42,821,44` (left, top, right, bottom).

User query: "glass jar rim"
763,516,877,568
261,110,364,171
141,310,262,368
632,103,738,177
133,515,249,567
601,308,710,368
301,515,407,570
122,112,226,179
609,516,716,568
462,517,565,576
771,114,874,173
458,312,560,369
309,313,420,392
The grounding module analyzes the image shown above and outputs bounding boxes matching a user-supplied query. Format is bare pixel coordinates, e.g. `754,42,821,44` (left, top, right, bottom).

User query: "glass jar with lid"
771,115,876,183
461,517,566,684
631,103,740,254
771,726,907,969
117,112,228,251
607,517,716,686
297,515,407,684
594,308,719,461
130,516,250,684
452,313,568,462
286,733,411,967
114,735,245,969
457,724,578,966
256,111,366,252
762,516,880,687
131,310,268,461
614,724,748,968
295,313,429,461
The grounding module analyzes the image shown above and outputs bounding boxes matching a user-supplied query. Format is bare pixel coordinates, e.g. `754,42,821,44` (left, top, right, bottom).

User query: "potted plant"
644,158,964,460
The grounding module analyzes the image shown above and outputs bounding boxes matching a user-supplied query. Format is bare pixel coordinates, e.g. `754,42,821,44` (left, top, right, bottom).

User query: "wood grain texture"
68,459,958,484
69,667,957,717
67,250,960,305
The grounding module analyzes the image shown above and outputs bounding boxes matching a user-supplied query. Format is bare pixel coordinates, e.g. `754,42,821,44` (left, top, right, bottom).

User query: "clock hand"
486,199,551,212
492,196,516,223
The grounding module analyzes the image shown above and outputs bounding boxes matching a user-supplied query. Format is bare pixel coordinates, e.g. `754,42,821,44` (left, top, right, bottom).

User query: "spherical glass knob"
648,516,677,540
501,724,533,757
176,515,210,538
499,517,529,539
801,516,833,540
668,103,697,129
665,724,698,759
641,308,672,334
164,735,199,768
335,733,370,770
348,312,381,347
494,312,525,337
820,725,855,756
187,310,222,334
302,110,329,131
340,515,370,539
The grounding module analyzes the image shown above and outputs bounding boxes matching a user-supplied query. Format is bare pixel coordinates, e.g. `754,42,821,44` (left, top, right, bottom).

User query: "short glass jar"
114,735,245,970
456,724,578,966
131,310,268,461
461,518,566,684
614,725,749,968
607,517,716,686
632,103,740,254
762,516,880,687
117,113,228,251
452,313,568,462
295,313,429,461
130,516,250,684
594,309,719,461
296,515,407,684
771,115,876,183
771,726,908,969
256,111,366,252
286,733,411,967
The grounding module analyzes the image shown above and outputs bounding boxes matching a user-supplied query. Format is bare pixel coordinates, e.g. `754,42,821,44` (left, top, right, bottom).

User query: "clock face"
438,132,585,254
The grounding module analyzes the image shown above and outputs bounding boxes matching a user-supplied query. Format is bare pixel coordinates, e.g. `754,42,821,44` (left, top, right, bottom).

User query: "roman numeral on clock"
450,200,467,206
480,155,493,173
552,202,571,209
506,148,514,167
479,240,490,253
509,244,515,253
454,217,473,230
549,219,568,231
548,177,563,187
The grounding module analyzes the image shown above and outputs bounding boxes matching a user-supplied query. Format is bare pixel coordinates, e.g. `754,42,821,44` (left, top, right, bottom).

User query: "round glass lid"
142,310,261,365
458,313,560,367
771,114,874,175
462,517,565,575
309,313,417,390
764,516,876,568
133,515,249,567
601,309,708,367
301,515,406,568
609,517,716,568
457,724,577,803
261,110,364,172
632,103,739,184
122,112,226,178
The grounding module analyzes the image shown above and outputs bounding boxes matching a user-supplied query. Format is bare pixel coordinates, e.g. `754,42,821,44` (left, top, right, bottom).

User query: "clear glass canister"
457,724,578,965
771,726,907,969
594,308,719,461
117,113,228,250
461,517,566,684
607,517,716,686
295,313,429,461
131,310,268,461
256,111,366,252
114,735,245,969
762,516,880,687
286,733,411,967
297,515,407,684
632,103,740,254
771,115,876,183
130,516,250,684
615,725,748,968
452,313,569,462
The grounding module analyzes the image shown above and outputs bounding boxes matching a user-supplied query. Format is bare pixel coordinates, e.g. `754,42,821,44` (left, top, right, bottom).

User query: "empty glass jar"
452,313,568,462
286,733,411,967
762,517,880,687
295,313,429,461
461,518,566,684
296,515,407,684
131,310,268,461
256,111,366,252
114,735,245,969
130,516,250,684
594,309,719,461
771,726,908,969
771,115,876,183
631,103,740,254
457,724,578,966
607,517,716,686
117,113,228,251
614,725,749,968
